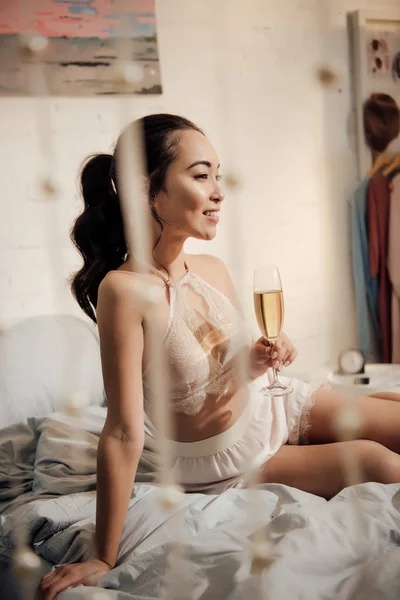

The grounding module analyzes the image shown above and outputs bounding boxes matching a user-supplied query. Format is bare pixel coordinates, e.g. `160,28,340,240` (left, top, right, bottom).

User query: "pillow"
0,315,105,428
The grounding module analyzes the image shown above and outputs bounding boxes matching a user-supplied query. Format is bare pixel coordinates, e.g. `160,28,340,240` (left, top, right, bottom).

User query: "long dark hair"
70,114,203,323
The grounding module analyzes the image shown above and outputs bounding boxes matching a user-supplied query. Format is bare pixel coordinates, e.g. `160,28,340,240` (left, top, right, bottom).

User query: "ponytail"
70,154,127,323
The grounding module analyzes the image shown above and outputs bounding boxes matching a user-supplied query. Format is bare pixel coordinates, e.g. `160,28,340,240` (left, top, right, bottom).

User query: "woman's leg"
369,391,400,402
307,387,400,453
261,440,400,499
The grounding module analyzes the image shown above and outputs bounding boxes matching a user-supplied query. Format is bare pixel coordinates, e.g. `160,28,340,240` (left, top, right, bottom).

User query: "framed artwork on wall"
0,0,162,96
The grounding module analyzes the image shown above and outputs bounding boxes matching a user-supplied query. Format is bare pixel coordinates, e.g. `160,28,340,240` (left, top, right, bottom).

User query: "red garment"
367,174,392,362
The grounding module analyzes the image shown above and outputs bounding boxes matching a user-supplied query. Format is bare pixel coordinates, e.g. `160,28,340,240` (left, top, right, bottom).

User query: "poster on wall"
0,0,162,96
365,19,400,92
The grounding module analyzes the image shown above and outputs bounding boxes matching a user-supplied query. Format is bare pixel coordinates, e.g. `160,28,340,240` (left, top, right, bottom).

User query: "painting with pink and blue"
0,0,162,96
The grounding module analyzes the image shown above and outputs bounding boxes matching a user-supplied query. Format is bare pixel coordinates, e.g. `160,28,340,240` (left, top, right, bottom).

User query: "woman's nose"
211,183,224,203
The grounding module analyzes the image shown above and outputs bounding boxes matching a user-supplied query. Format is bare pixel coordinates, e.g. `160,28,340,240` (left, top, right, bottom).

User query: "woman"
40,114,400,599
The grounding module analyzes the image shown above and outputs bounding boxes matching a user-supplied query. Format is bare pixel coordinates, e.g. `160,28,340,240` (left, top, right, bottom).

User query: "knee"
353,440,400,484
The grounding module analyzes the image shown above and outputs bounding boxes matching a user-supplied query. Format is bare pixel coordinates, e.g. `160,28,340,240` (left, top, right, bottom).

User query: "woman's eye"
194,174,222,181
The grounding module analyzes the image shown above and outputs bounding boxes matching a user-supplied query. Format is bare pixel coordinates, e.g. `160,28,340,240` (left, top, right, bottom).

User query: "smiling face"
153,129,224,241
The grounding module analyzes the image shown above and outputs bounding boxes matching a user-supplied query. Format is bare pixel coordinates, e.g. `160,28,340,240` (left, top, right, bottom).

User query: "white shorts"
170,374,316,494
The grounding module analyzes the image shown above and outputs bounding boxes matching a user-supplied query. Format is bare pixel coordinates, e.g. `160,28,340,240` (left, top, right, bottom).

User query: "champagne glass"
253,266,293,396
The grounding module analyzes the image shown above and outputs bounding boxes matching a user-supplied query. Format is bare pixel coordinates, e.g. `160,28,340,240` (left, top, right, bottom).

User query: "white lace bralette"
142,262,251,416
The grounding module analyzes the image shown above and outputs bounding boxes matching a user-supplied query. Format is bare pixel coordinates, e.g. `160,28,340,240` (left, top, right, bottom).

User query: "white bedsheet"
1,407,400,599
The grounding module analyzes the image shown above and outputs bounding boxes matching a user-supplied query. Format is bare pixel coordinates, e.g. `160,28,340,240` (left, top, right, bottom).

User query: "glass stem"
271,367,280,386
268,337,280,386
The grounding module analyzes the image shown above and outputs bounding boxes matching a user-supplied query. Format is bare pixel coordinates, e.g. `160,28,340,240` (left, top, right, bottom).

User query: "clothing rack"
351,155,400,364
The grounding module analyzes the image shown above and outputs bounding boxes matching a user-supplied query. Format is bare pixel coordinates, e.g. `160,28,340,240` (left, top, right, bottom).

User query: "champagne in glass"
254,290,284,341
253,266,293,396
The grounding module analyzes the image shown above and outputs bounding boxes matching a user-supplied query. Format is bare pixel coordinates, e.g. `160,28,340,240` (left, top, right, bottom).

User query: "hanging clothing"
350,179,379,360
367,173,392,362
388,173,400,363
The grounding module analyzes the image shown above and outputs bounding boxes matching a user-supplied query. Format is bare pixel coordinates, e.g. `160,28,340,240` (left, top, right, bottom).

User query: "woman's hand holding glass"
249,332,298,381
253,265,294,396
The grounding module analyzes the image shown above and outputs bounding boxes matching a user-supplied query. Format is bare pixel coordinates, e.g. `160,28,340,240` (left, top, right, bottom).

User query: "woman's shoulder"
100,268,138,295
187,253,228,274
98,268,150,315
186,254,235,299
186,253,243,312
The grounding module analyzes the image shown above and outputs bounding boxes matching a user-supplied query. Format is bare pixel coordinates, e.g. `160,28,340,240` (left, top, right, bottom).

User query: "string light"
115,60,144,86
18,34,49,57
250,538,278,575
63,391,90,418
12,546,42,581
158,483,184,512
332,403,363,442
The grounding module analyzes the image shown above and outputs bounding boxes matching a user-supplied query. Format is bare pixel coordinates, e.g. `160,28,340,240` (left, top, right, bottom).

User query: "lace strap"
134,258,189,286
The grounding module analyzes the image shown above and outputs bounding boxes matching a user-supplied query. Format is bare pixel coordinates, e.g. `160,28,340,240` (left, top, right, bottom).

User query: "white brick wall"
0,0,396,377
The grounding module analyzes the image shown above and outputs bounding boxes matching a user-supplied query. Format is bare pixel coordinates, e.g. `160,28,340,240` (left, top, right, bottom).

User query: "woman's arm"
95,272,145,567
40,272,145,599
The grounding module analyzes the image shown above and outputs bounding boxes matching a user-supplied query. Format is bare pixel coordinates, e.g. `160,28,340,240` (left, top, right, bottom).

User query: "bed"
1,315,400,599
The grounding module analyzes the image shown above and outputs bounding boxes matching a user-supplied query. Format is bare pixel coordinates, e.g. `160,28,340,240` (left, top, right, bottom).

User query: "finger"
41,573,56,585
273,360,282,371
272,335,287,357
284,349,298,367
42,565,61,579
283,350,296,367
40,570,55,582
255,336,269,346
44,574,82,600
273,346,287,371
272,349,286,369
40,569,67,590
41,575,66,600
256,347,271,364
270,343,282,360
281,347,292,365
254,342,270,360
278,341,288,360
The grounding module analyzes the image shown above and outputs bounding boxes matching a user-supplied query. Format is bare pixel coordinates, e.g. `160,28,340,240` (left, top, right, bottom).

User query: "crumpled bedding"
1,407,400,599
